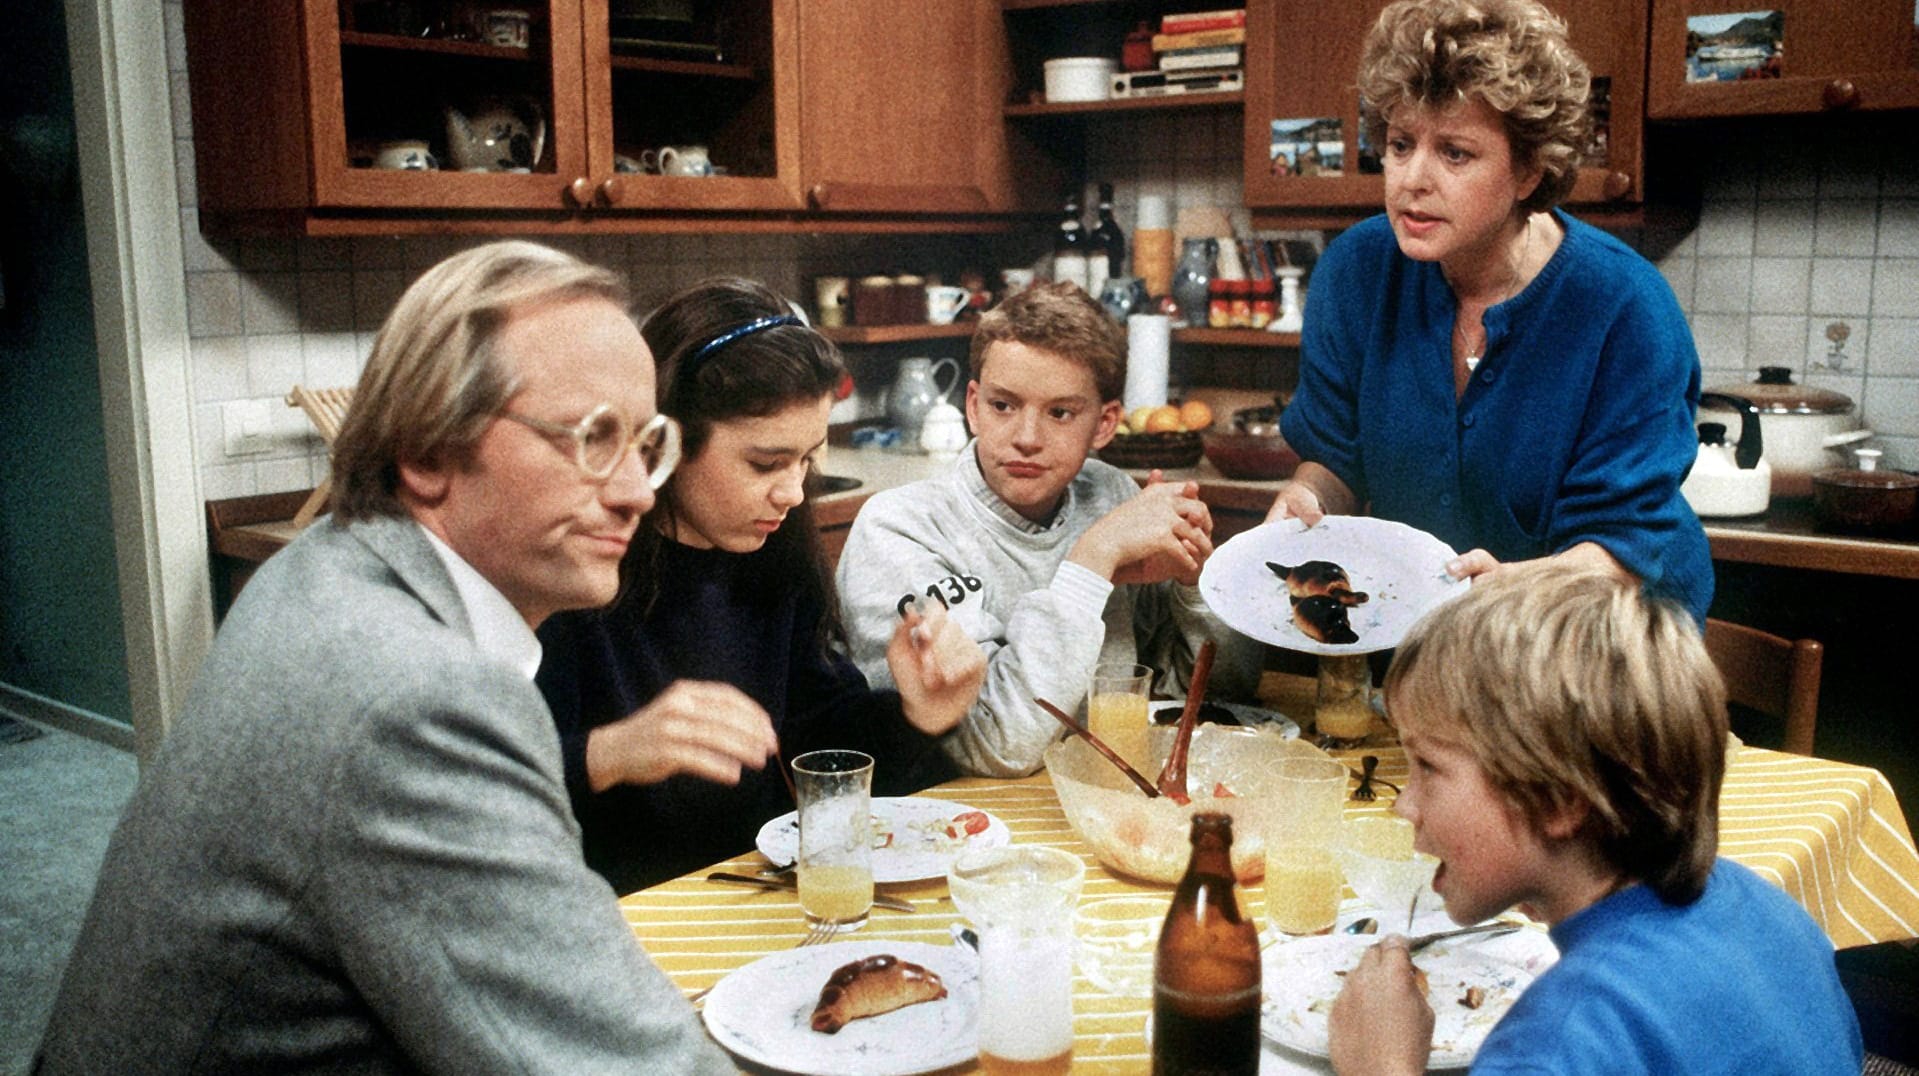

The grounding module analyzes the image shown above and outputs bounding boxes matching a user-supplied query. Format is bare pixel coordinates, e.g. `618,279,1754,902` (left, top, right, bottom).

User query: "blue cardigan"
1281,212,1712,622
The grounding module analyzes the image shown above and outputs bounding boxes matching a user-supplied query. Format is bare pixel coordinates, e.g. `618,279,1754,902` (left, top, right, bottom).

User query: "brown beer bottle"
1153,812,1261,1075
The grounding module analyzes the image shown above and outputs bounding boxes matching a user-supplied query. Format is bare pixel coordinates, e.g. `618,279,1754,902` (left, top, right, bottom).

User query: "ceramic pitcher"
889,357,961,452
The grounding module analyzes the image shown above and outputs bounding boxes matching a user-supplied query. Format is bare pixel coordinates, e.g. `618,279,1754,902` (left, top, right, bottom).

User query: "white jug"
888,357,960,453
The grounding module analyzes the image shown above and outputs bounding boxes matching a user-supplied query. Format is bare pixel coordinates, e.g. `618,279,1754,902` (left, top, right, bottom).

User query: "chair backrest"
1704,617,1823,756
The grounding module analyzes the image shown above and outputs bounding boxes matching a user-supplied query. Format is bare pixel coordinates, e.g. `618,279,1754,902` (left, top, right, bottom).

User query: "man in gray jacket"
36,242,734,1073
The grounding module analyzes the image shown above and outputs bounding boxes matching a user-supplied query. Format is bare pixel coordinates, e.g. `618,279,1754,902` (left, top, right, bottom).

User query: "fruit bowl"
1201,429,1301,480
1044,726,1335,883
1097,431,1203,470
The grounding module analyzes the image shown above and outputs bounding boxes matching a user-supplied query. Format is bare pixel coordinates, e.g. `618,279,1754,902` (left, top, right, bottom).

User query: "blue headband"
687,314,802,368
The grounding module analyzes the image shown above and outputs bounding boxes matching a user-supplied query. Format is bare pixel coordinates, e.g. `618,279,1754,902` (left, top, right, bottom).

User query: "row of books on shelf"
1154,9,1243,73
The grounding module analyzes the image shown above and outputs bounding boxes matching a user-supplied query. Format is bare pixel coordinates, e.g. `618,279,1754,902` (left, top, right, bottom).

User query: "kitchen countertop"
210,450,1919,580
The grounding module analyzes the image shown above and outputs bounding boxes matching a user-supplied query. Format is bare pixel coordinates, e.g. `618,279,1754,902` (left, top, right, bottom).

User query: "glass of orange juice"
792,749,875,931
1088,661,1153,772
1266,841,1343,936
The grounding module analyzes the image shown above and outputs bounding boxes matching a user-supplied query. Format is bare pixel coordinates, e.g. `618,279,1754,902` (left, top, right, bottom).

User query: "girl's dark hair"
630,277,848,652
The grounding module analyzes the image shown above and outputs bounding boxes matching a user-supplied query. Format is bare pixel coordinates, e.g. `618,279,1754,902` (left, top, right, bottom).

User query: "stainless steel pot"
1699,366,1873,498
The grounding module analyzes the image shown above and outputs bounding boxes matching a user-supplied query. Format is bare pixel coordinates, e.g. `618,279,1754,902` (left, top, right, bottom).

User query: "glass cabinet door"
306,0,590,210
1649,0,1919,117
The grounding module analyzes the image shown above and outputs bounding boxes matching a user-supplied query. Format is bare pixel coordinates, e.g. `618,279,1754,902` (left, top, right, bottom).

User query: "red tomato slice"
949,810,991,838
1212,782,1237,799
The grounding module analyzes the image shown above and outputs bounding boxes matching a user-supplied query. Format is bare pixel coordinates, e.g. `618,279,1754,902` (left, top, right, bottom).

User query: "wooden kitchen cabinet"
1647,0,1919,118
797,0,1017,214
1240,0,1646,213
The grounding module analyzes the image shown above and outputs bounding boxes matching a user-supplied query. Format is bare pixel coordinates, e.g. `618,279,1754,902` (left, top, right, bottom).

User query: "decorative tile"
1807,318,1865,375
1809,259,1875,316
1814,200,1878,257
1749,257,1809,314
1752,201,1815,256
1866,318,1919,378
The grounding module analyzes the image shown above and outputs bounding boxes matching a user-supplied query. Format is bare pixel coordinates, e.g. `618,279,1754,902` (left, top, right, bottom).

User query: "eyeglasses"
499,405,682,488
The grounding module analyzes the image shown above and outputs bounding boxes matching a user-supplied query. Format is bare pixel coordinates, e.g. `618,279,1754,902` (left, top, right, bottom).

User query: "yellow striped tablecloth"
620,743,1919,1072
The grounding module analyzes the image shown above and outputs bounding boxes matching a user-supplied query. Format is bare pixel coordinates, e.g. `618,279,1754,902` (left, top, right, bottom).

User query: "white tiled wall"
1645,126,1919,469
165,1,1919,497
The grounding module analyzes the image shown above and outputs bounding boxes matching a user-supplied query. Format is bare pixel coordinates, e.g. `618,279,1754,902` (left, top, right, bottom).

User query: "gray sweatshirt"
835,444,1259,777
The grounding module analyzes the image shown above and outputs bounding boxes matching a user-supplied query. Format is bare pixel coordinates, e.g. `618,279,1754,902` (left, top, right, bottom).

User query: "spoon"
1264,915,1379,952
1155,640,1218,805
1036,698,1161,798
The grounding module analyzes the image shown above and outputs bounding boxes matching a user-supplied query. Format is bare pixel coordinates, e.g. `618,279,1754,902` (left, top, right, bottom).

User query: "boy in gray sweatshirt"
836,283,1258,777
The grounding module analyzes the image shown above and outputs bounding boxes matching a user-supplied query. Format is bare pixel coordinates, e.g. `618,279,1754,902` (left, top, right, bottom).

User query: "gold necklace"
1453,217,1534,371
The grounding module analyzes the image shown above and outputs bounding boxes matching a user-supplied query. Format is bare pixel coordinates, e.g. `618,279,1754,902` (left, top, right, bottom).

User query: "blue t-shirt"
1471,860,1862,1074
1282,212,1713,623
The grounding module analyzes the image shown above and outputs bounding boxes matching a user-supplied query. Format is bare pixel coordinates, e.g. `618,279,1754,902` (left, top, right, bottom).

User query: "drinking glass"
1335,815,1439,931
792,749,875,931
948,845,1085,1074
1315,654,1375,742
1087,661,1152,772
1265,756,1352,936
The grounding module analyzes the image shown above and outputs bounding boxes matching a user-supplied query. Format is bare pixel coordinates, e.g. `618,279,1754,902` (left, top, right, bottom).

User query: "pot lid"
1705,366,1854,415
1814,449,1919,490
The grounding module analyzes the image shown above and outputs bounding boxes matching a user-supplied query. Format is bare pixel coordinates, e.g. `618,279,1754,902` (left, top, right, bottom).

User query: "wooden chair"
1704,617,1823,756
285,385,355,527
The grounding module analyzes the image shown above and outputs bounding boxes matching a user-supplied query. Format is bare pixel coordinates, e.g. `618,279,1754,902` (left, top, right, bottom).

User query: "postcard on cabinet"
1684,11,1783,82
1270,118,1344,177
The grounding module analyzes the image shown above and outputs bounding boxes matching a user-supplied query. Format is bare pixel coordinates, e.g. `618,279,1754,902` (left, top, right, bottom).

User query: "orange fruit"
1178,400,1214,432
1144,405,1184,434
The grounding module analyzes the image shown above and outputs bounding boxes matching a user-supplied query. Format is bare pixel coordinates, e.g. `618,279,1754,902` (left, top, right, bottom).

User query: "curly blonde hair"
1358,0,1592,212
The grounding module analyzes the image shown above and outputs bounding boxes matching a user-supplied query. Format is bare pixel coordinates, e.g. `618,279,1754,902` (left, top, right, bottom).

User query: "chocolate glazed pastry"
1266,560,1369,605
810,954,947,1033
1293,594,1359,645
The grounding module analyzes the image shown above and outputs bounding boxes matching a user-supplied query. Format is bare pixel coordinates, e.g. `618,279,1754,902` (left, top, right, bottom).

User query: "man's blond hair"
1384,561,1727,902
329,241,626,522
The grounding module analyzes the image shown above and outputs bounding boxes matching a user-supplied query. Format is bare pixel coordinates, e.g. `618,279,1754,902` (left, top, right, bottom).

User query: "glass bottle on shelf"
1089,182,1126,297
1153,812,1261,1075
1053,188,1089,292
1171,237,1215,327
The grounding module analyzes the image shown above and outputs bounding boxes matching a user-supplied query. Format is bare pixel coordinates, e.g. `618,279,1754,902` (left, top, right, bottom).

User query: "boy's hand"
1069,480,1212,585
889,597,987,735
1328,936,1434,1076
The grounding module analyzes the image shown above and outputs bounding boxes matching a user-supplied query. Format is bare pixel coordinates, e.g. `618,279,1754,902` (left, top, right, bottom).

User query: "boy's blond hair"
1383,561,1727,902
968,282,1126,403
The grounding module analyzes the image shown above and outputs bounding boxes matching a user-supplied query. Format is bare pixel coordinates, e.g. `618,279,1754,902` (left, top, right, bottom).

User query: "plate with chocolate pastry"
1199,516,1471,655
701,940,978,1075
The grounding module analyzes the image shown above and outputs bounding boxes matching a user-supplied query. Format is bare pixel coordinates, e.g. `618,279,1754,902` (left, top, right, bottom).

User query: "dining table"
620,674,1919,1074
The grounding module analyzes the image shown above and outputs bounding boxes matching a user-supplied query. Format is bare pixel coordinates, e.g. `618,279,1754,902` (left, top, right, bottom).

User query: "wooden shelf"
1005,90,1243,118
609,55,759,81
1001,0,1120,9
1174,327,1299,348
818,323,977,344
339,31,539,62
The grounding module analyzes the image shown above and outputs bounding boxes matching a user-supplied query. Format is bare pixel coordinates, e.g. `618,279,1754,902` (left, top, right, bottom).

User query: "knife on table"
705,871,917,913
1404,922,1522,953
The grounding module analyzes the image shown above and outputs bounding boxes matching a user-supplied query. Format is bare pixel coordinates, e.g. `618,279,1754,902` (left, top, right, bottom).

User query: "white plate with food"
757,797,1011,883
702,939,978,1076
1149,699,1301,739
1200,516,1470,655
1259,930,1554,1068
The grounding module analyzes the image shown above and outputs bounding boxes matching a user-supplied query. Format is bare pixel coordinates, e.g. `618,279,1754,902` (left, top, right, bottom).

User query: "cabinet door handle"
599,176,624,206
808,183,830,209
567,176,593,207
1822,79,1860,110
1603,170,1632,200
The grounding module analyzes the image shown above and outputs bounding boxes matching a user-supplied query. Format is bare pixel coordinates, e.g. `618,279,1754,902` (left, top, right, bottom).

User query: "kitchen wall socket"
221,398,275,456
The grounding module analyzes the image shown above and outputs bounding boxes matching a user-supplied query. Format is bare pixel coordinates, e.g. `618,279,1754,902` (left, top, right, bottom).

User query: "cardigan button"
1439,493,1454,507
1480,368,1497,383
1461,413,1477,428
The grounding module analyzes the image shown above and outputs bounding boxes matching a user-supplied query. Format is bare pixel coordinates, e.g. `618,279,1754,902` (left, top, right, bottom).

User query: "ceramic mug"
925,285,970,325
484,8,531,48
373,140,437,170
814,276,851,328
641,145,713,177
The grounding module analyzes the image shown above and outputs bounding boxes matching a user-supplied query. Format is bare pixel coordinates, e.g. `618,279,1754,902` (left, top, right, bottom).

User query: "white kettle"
1681,393,1770,518
918,400,969,455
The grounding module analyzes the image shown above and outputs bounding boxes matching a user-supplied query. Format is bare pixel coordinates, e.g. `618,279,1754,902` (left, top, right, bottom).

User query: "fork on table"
1350,754,1399,801
687,920,840,1006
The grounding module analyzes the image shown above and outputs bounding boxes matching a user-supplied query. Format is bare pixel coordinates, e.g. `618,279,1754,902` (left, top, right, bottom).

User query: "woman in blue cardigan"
1271,0,1711,623
537,278,984,893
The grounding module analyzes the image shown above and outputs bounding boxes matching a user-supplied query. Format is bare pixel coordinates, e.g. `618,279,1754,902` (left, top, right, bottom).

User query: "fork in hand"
687,919,840,1006
1350,755,1399,801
